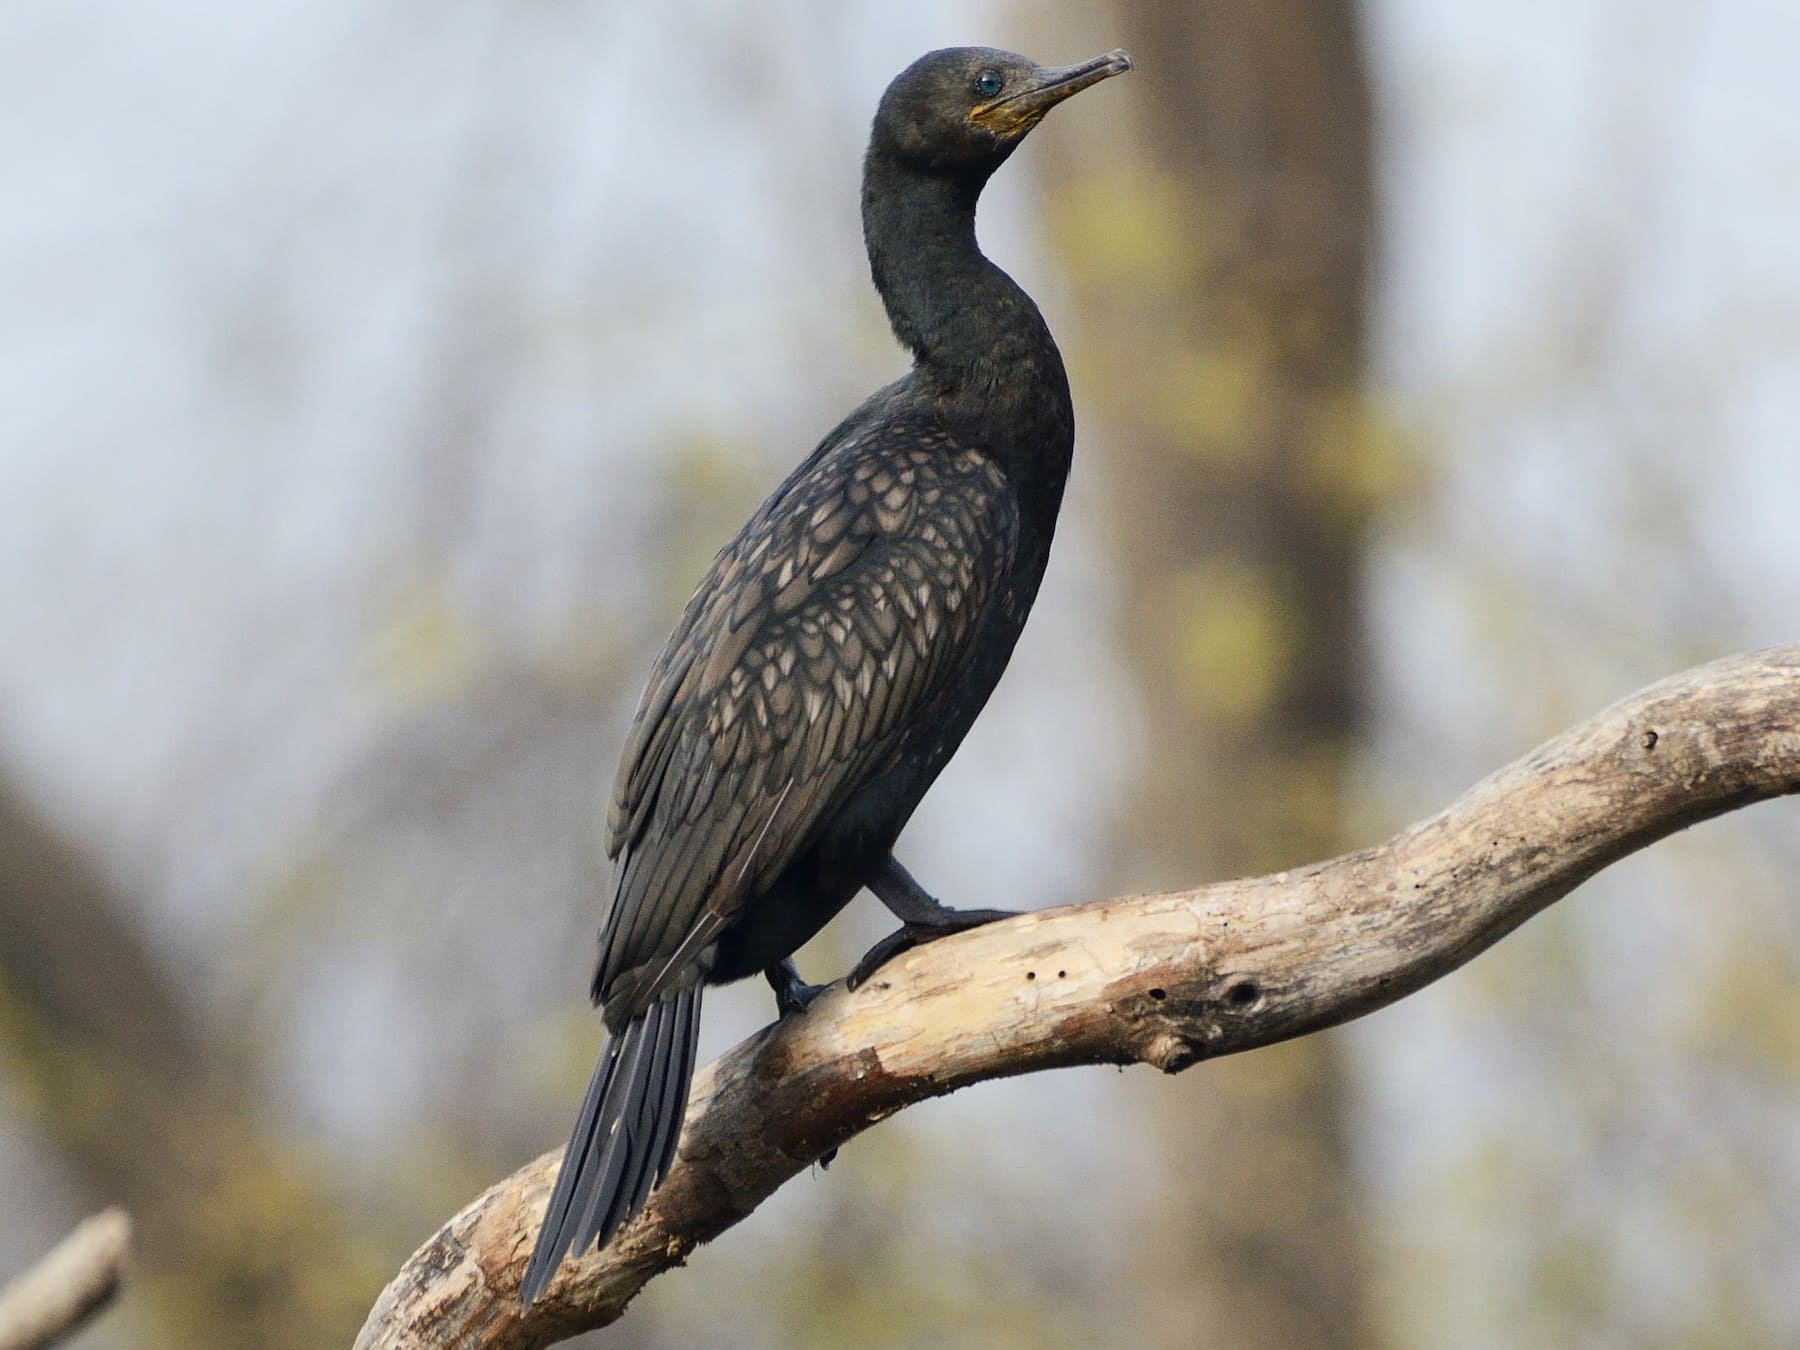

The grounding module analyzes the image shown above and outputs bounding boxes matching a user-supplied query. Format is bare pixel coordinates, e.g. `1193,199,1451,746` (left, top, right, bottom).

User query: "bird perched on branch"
522,43,1133,1305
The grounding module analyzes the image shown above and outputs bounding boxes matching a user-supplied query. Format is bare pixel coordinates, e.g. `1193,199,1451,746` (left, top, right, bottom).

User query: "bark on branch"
357,645,1800,1350
0,1209,131,1350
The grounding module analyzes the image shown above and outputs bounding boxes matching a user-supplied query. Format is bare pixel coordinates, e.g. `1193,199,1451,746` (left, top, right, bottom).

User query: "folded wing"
593,426,1019,1025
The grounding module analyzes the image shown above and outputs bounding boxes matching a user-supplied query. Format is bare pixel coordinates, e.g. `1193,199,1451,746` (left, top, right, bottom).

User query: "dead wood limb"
0,1209,131,1350
356,645,1800,1349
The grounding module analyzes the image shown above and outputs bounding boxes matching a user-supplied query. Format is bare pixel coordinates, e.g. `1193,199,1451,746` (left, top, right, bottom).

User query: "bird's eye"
975,70,1004,98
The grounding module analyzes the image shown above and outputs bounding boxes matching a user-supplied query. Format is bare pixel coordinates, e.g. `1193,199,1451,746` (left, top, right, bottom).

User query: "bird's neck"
861,151,1069,413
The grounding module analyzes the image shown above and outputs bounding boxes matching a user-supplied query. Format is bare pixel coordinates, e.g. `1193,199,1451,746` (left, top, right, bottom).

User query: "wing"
592,423,1017,1024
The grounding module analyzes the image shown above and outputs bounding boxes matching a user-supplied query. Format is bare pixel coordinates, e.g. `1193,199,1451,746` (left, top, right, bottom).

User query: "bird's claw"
778,979,825,1018
845,907,1019,990
766,959,826,1018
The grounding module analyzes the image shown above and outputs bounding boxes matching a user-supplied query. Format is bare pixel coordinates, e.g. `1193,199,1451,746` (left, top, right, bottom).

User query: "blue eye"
976,70,1003,98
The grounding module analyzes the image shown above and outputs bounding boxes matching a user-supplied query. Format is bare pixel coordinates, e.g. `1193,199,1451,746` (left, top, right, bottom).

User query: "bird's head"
870,46,1132,176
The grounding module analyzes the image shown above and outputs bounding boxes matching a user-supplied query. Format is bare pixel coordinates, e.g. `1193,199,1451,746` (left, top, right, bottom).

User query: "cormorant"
521,44,1132,1305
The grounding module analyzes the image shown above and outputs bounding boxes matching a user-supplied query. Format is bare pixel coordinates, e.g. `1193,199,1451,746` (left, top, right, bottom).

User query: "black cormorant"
521,44,1132,1305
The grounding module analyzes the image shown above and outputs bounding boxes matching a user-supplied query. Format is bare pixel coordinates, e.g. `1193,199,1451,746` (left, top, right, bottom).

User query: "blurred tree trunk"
0,775,385,1348
1045,2,1380,1346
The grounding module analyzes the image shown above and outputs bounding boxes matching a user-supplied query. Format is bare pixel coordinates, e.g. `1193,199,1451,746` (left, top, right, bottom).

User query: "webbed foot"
765,957,825,1018
845,906,1017,990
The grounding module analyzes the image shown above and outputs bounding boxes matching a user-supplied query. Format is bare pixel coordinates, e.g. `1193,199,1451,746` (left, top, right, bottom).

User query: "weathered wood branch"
0,1209,131,1350
357,645,1800,1350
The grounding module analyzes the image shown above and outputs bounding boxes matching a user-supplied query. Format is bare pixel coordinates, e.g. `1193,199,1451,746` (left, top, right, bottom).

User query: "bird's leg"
868,854,1018,928
765,957,825,1018
846,856,1019,989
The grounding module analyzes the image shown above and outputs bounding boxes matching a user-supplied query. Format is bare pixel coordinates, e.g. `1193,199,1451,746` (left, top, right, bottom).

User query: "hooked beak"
972,49,1134,135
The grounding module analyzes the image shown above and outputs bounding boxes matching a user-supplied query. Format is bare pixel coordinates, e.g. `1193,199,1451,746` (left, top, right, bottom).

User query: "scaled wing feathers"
594,427,1017,1022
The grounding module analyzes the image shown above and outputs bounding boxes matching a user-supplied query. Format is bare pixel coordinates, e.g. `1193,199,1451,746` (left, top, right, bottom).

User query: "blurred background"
2,1,1797,1346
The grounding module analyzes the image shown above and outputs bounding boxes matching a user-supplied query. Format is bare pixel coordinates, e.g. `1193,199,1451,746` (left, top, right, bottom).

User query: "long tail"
519,983,703,1306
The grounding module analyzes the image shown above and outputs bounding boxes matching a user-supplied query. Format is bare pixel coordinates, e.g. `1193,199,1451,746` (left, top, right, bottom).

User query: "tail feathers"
519,984,704,1307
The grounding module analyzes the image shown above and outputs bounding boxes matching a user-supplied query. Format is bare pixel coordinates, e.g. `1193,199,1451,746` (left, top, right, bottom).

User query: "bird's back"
592,396,1023,1020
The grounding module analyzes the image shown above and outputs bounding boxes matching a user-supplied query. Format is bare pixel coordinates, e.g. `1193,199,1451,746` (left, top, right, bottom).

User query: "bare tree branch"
0,1210,131,1350
356,645,1800,1350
